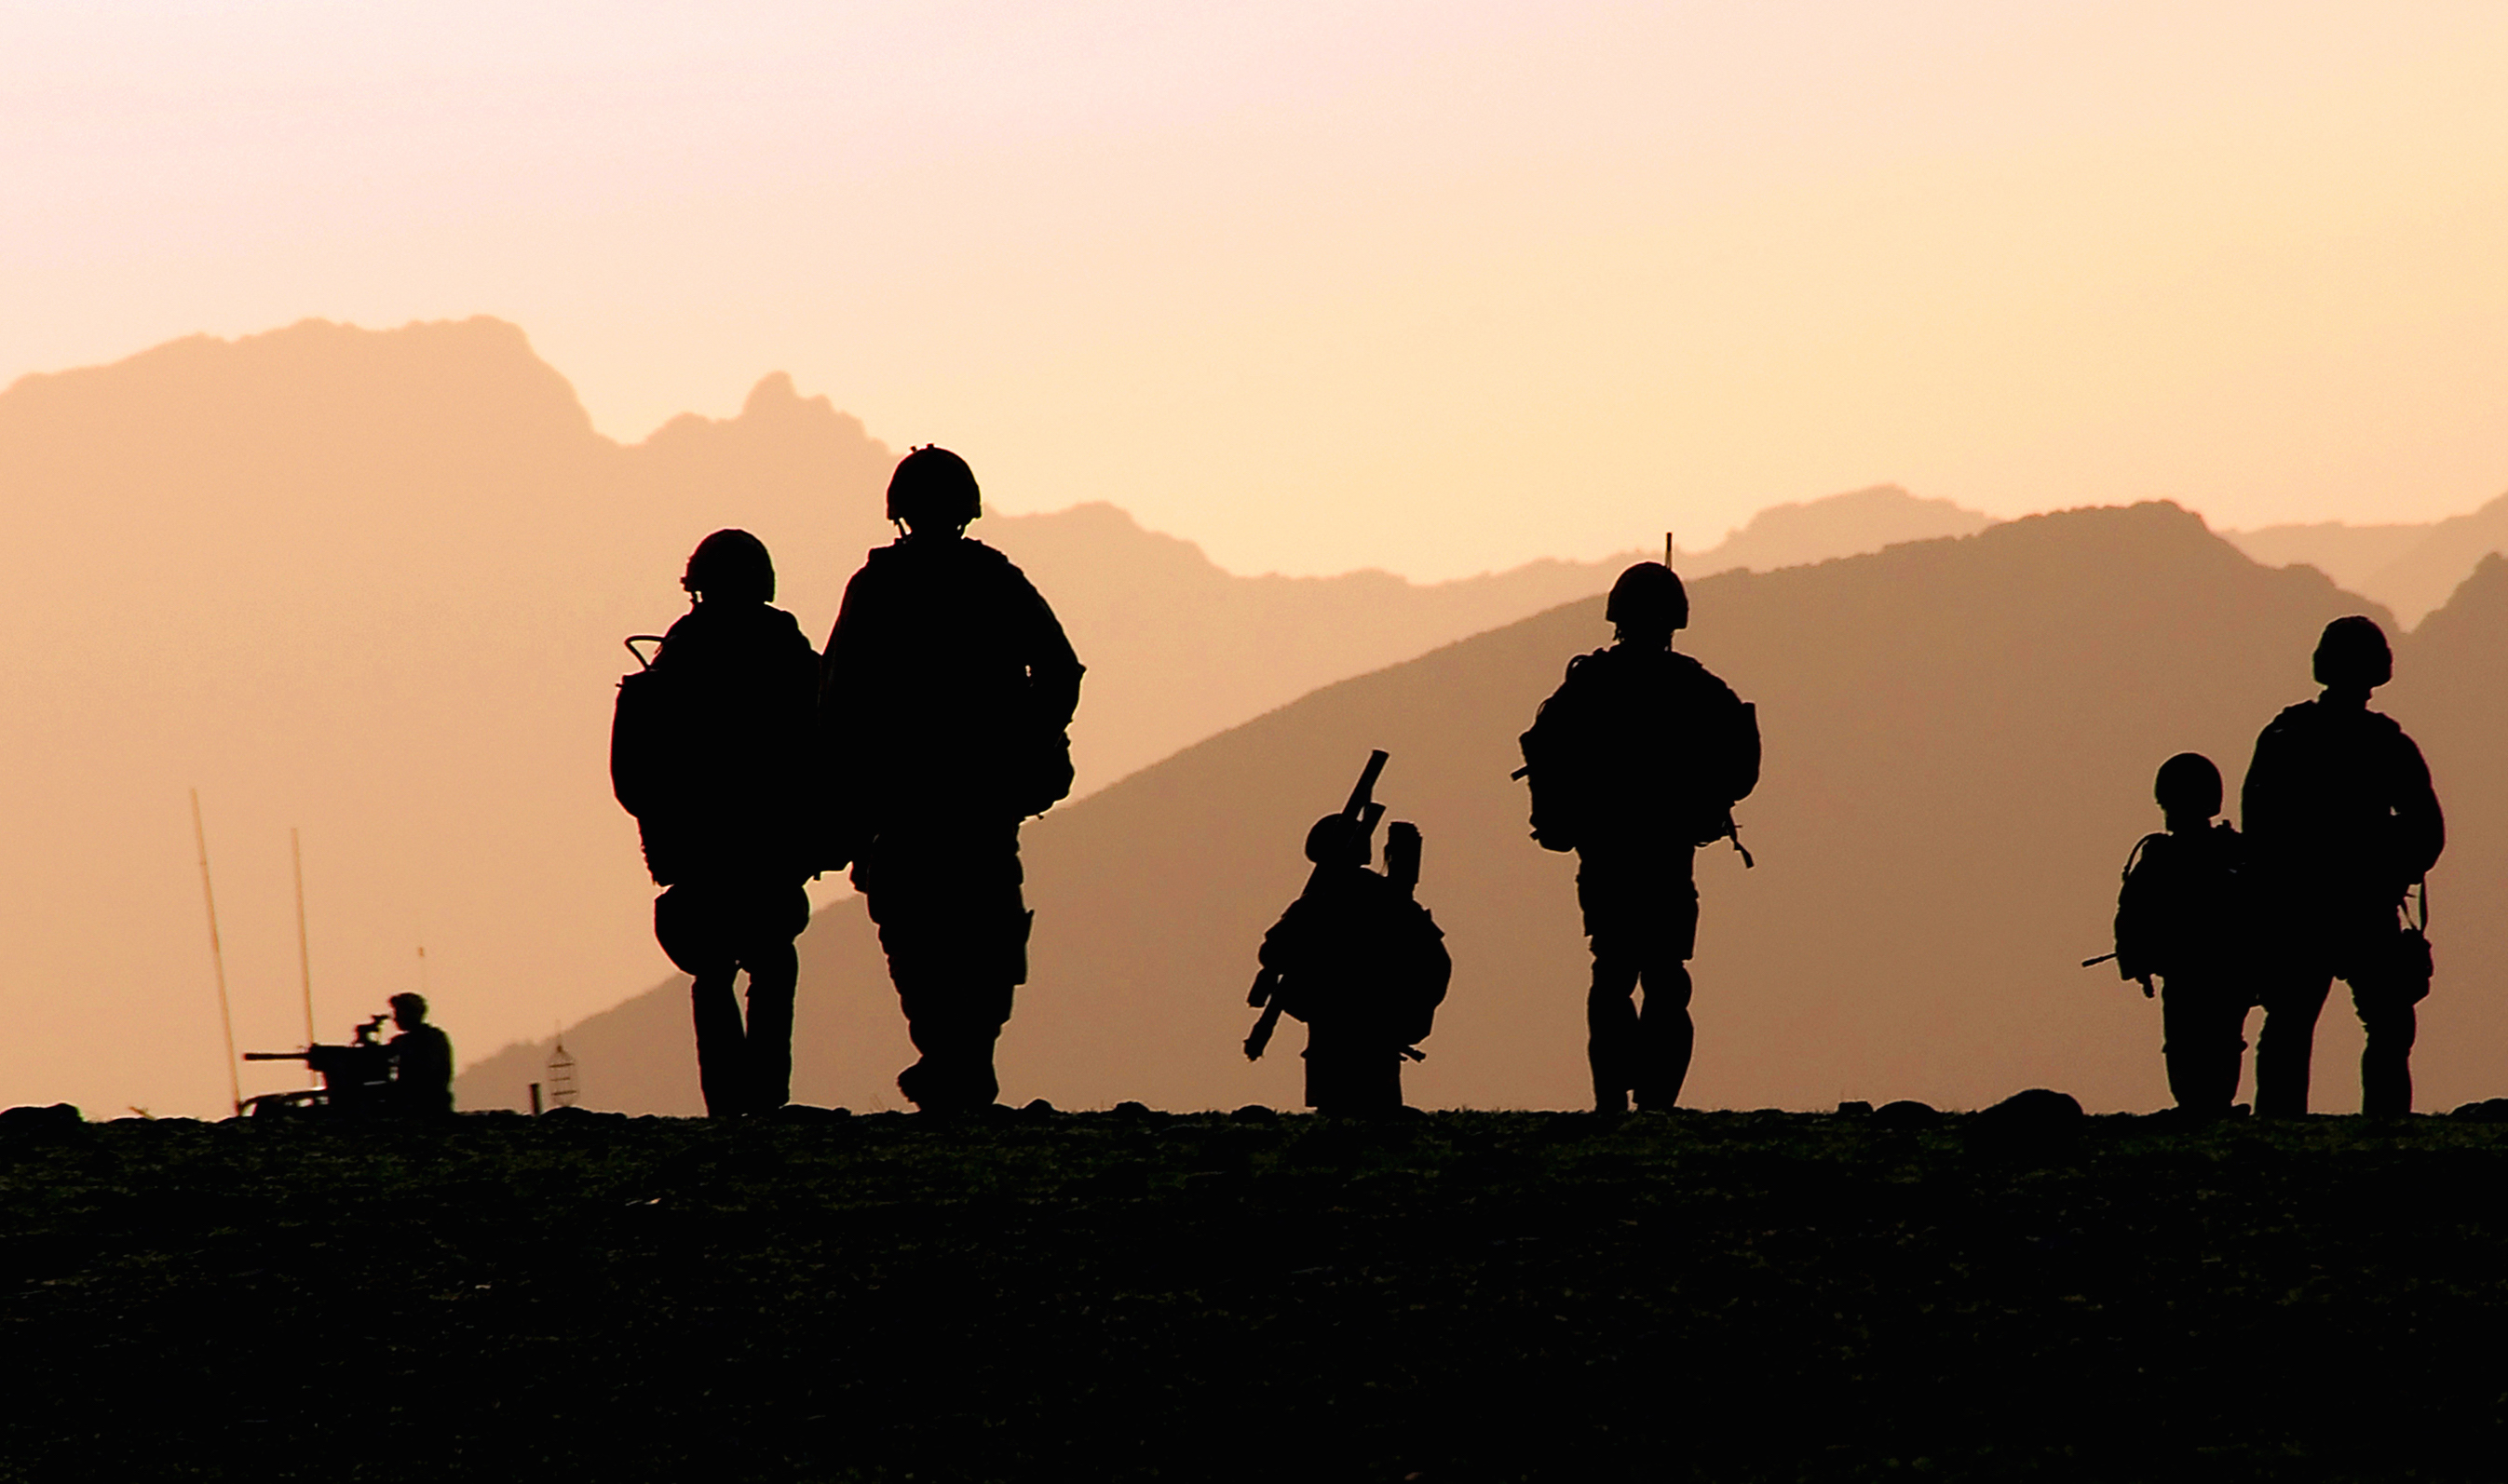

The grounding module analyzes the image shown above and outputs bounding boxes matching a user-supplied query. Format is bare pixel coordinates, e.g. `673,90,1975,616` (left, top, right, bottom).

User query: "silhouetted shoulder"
1671,649,1741,701
2257,697,2411,742
658,601,819,669
854,533,1024,582
1559,644,1737,699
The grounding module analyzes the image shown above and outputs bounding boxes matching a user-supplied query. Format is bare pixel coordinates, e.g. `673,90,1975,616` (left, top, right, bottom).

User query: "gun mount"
241,1012,396,1116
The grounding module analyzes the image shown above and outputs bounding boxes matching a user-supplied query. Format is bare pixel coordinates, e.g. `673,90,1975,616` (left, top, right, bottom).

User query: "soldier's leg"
889,971,956,1110
2354,987,2417,1117
2219,996,2255,1112
2351,911,2427,1118
960,978,1015,1109
2352,974,2420,1118
2158,985,2207,1112
865,826,1026,1113
1587,955,1641,1114
942,893,1027,1111
688,978,746,1116
1303,1022,1342,1113
2160,982,2243,1113
2252,972,2332,1118
1634,959,1695,1111
734,884,811,1115
1632,870,1700,1112
865,880,975,1112
656,884,746,1118
740,942,799,1114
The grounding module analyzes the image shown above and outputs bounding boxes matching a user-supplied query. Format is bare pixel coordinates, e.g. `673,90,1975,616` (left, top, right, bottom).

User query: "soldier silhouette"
612,529,821,1117
2108,752,2253,1115
2242,616,2443,1117
1243,754,1451,1113
819,448,1084,1113
1518,562,1758,1114
385,992,454,1115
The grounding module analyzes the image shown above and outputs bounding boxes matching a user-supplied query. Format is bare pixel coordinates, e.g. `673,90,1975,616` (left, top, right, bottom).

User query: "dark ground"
5,1102,2508,1482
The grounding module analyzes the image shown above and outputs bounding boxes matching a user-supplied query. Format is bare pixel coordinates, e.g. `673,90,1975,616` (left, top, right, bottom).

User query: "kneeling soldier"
1243,756,1451,1113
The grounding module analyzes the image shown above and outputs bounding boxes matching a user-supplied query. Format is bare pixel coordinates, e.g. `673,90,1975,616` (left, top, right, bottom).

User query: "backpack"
1517,649,1759,854
2111,823,2246,984
610,635,689,884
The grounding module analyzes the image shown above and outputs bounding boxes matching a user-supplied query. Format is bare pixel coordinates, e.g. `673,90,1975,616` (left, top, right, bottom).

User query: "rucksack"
610,635,688,884
1516,649,1759,855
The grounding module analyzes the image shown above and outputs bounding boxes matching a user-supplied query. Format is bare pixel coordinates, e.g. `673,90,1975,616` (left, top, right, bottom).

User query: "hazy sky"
9,2,2508,578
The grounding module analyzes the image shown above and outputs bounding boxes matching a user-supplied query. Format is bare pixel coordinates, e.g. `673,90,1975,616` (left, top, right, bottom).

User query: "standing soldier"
1517,562,1758,1115
2242,616,2443,1117
820,448,1084,1113
612,529,822,1118
2108,752,2253,1115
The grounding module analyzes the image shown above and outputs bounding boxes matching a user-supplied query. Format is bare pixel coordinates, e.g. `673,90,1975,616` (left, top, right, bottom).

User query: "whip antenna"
190,789,243,1116
291,828,317,1055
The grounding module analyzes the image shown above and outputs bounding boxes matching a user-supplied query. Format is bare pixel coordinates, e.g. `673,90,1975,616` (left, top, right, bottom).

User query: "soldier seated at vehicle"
386,992,454,1116
1246,814,1450,1114
2109,752,2254,1116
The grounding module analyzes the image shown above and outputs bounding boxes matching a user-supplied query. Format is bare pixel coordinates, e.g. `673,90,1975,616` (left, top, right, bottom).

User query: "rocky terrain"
7,1101,2507,1480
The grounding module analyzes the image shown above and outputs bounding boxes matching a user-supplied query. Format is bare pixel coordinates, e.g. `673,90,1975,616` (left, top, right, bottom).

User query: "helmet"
682,529,775,603
1304,814,1370,867
388,992,427,1020
1606,561,1688,634
2153,752,2222,820
886,446,982,529
2312,615,2392,692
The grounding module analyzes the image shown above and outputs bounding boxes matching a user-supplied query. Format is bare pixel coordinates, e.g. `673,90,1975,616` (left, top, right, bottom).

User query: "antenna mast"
291,828,316,1048
189,789,243,1117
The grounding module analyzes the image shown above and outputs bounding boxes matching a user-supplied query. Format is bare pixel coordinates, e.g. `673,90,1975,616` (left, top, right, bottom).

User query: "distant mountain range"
461,502,2508,1116
2225,497,2508,626
0,316,1998,1115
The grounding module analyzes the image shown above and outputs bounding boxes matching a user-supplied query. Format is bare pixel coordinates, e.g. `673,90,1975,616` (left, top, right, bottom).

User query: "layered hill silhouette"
462,501,2508,1115
2227,493,2508,626
2223,520,2432,595
0,317,1986,1116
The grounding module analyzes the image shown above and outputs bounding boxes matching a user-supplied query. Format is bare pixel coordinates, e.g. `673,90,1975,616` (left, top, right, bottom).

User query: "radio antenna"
1665,531,1674,567
291,827,317,1054
189,789,243,1117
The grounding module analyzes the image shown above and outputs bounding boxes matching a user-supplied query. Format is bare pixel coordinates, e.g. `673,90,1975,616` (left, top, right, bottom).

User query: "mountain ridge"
0,315,2000,1115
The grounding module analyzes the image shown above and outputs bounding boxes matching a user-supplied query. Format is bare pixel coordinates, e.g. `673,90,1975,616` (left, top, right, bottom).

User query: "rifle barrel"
1341,749,1390,817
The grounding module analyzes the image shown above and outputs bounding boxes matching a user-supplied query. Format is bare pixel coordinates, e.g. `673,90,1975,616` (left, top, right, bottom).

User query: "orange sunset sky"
9,2,2508,581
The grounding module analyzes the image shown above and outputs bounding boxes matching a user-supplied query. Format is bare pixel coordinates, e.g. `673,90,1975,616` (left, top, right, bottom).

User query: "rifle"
1714,815,1756,870
1245,749,1389,1061
2078,951,2153,998
242,1013,399,1113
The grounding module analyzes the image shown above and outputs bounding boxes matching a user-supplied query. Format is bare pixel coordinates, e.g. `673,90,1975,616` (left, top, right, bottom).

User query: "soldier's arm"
2392,731,2445,880
2238,720,2291,843
817,567,878,724
1004,566,1085,728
